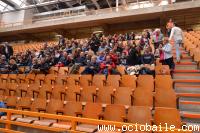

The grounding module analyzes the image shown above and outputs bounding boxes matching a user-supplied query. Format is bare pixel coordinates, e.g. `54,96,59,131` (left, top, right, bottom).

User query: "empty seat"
33,99,64,126
17,97,33,110
106,75,121,88
52,101,83,129
126,106,152,125
26,84,41,99
76,102,103,132
101,104,126,122
34,74,45,85
6,83,19,96
52,85,66,101
59,67,69,75
96,86,115,104
25,74,36,84
113,87,134,106
65,86,81,101
0,74,8,83
133,88,153,107
8,74,18,83
92,75,106,87
79,86,98,102
79,75,92,86
155,75,173,90
154,107,182,129
155,65,170,75
154,89,177,108
17,84,29,97
137,75,154,92
45,74,57,85
17,74,26,83
120,75,136,88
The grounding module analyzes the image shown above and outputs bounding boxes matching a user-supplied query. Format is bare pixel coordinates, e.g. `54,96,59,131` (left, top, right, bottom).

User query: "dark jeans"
164,57,175,70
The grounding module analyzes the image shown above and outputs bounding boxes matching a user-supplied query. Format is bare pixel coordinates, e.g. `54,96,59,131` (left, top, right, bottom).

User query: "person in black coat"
127,45,140,66
1,42,13,59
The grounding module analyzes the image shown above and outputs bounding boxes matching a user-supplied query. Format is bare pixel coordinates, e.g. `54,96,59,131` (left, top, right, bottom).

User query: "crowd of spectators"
0,20,183,75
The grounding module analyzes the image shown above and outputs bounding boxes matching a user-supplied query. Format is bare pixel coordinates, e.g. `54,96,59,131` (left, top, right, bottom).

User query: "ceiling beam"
1,0,20,9
91,0,100,9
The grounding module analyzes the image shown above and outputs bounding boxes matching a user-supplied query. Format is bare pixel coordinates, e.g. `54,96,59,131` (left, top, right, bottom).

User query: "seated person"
141,47,154,65
99,55,120,75
75,52,87,66
81,56,99,75
0,55,8,74
8,59,18,74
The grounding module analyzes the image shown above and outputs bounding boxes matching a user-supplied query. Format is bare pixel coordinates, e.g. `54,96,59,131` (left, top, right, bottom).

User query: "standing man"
169,23,184,63
3,42,13,59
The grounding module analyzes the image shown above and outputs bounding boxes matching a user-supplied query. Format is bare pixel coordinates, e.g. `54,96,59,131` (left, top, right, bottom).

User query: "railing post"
71,120,77,131
5,112,11,129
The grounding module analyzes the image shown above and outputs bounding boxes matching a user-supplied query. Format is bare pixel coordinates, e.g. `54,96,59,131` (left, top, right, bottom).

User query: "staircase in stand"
173,47,200,125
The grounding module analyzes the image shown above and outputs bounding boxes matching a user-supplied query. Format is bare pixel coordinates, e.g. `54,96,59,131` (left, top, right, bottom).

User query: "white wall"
1,10,25,24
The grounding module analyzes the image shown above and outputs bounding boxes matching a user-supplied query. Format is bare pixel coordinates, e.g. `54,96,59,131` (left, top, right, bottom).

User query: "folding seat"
1,96,22,121
78,86,98,102
59,67,69,75
16,97,33,110
55,75,68,85
154,89,177,108
33,99,64,126
133,88,153,107
120,75,136,88
65,86,81,101
96,86,115,104
17,74,26,83
100,104,126,122
154,107,182,129
155,75,173,90
117,66,125,75
155,65,170,75
92,75,106,87
126,106,152,125
52,101,83,129
4,96,18,109
25,74,36,84
137,75,154,92
79,75,92,86
0,74,8,83
106,75,121,88
6,83,19,96
17,83,29,97
113,87,134,106
76,102,103,132
16,98,47,123
79,66,85,74
26,84,41,99
0,82,7,96
67,75,81,86
51,85,67,101
45,74,57,85
48,67,59,75
8,74,18,83
38,84,53,100
34,74,45,85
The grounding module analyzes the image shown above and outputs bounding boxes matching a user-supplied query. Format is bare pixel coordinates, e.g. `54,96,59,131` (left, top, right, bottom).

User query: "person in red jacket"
99,55,119,76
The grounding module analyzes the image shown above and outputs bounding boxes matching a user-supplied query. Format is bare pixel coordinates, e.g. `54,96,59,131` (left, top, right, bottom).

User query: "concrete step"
175,65,198,70
174,70,200,73
175,85,200,93
179,100,200,112
173,73,200,80
181,111,200,120
177,93,200,98
176,62,197,65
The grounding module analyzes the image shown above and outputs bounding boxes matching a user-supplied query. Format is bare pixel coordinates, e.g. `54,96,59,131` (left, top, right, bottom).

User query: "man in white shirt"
169,23,184,63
